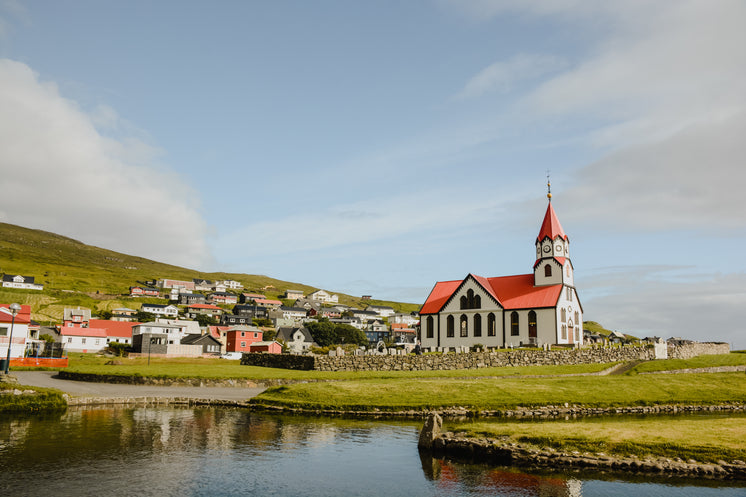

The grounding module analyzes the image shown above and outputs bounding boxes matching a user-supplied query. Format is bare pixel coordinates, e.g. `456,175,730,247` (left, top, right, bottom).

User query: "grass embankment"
450,416,746,463
0,384,67,413
48,353,614,381
627,352,746,374
252,373,746,412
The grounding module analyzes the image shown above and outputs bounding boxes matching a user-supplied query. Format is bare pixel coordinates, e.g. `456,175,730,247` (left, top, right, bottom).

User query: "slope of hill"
0,222,420,323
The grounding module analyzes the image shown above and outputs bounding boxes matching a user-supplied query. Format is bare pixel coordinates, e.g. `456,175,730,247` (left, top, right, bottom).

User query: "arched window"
510,311,519,336
574,311,579,325
460,314,468,337
528,310,537,338
561,308,566,322
446,315,454,337
544,264,552,277
426,316,434,339
460,295,467,309
561,324,567,340
487,313,496,337
473,295,481,309
474,314,482,337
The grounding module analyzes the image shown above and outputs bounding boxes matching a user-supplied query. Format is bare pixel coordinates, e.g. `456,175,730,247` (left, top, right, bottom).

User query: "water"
1,407,744,497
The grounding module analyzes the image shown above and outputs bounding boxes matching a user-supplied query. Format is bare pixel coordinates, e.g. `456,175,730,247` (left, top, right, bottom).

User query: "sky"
1,1,745,348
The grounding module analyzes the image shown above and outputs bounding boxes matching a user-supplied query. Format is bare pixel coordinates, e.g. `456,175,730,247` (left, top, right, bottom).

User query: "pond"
1,407,744,497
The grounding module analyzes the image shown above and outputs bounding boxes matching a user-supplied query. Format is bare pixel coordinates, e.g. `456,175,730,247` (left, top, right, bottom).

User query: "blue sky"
1,1,745,348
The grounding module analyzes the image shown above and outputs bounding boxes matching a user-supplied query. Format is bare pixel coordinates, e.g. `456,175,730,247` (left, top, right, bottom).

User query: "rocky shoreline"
418,413,746,481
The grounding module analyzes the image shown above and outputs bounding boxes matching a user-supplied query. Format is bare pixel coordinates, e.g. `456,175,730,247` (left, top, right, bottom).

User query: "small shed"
249,340,283,354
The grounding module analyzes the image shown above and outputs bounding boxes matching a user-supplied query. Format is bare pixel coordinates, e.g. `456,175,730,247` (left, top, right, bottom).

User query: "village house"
390,313,420,327
184,303,224,318
181,333,222,355
157,279,196,291
308,290,339,303
220,280,244,290
129,286,159,297
0,303,32,360
225,325,263,354
192,278,213,291
248,341,283,354
178,293,207,305
420,191,582,350
275,326,316,354
111,308,137,321
63,307,91,327
366,305,395,318
140,303,179,318
232,304,268,319
2,275,44,291
240,293,266,303
391,322,417,344
208,292,238,305
284,289,304,300
220,313,254,326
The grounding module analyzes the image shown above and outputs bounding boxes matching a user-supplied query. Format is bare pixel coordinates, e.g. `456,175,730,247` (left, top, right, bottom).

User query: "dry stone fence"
241,342,730,372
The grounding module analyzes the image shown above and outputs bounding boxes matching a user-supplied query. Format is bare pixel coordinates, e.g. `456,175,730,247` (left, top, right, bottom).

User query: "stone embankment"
57,371,293,388
418,413,746,480
242,343,730,372
65,395,248,408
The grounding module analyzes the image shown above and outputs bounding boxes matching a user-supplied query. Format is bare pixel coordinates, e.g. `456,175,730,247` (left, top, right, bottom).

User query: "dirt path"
11,371,266,402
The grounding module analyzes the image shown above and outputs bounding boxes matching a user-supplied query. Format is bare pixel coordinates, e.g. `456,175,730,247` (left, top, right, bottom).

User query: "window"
474,314,482,337
561,308,566,322
67,337,72,343
528,311,537,338
426,316,434,339
544,264,552,277
0,327,7,336
254,333,258,338
510,312,519,336
487,313,496,337
446,315,455,337
567,287,573,301
460,289,482,310
241,332,245,337
241,341,246,347
81,338,86,344
562,324,567,340
460,295,468,309
575,311,580,324
460,315,468,337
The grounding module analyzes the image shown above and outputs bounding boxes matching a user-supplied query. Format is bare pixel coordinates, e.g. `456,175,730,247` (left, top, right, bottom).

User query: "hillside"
0,222,420,323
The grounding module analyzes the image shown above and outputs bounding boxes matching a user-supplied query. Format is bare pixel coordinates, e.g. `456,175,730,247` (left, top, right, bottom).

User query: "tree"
194,314,218,327
135,310,155,322
253,318,273,327
305,320,337,347
335,323,368,346
98,310,113,320
263,328,277,342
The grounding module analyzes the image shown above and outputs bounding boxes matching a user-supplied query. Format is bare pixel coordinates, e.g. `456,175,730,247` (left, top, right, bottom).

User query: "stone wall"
241,342,730,372
668,342,730,359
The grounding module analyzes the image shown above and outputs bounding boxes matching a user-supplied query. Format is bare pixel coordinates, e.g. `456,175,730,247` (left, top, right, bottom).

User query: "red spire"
536,202,567,242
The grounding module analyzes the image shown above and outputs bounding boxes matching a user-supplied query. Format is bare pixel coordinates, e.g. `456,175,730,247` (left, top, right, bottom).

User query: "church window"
460,289,482,310
561,308,566,322
566,265,571,277
487,313,496,337
460,296,467,310
446,316,454,337
561,325,567,340
460,315,468,337
426,316,434,339
574,311,579,325
510,312,519,336
474,295,481,308
528,311,537,337
544,264,552,277
567,288,573,301
474,314,482,337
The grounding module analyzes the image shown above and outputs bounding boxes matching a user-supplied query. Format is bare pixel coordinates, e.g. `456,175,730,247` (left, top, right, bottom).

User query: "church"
419,188,583,350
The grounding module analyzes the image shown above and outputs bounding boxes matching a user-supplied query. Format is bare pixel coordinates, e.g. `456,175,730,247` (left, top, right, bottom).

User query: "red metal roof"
420,273,562,314
0,304,32,324
419,280,462,314
536,202,567,242
188,303,223,310
60,326,108,338
533,257,567,268
89,319,139,338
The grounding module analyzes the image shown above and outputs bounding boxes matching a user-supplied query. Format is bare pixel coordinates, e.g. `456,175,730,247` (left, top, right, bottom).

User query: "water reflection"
1,407,744,497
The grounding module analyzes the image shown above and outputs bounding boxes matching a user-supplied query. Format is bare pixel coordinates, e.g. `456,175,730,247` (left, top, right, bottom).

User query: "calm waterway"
1,407,744,497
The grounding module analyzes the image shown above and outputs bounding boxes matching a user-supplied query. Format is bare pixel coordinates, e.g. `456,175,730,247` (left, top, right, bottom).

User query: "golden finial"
546,171,552,201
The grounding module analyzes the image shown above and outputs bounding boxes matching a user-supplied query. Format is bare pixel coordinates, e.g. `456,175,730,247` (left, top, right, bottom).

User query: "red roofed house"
1,304,32,359
420,192,582,350
225,325,263,354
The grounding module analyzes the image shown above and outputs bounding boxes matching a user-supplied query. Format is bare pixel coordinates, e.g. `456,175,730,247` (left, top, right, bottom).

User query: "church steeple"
534,183,572,286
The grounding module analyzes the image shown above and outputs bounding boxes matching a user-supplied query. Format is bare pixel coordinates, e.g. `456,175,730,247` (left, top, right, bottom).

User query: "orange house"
225,326,263,353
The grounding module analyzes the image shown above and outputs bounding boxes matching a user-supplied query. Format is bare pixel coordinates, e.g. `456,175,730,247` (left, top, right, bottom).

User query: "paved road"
11,371,266,401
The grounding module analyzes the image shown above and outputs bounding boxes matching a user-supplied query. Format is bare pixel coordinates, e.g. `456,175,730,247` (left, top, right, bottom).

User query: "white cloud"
0,59,212,268
581,266,746,349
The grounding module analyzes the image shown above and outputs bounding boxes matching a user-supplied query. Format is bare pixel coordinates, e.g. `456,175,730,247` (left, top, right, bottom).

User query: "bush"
106,342,131,357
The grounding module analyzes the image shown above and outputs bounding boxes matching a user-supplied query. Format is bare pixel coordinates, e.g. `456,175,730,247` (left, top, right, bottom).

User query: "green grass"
57,353,615,381
251,373,746,412
0,384,67,413
627,353,746,374
450,416,746,463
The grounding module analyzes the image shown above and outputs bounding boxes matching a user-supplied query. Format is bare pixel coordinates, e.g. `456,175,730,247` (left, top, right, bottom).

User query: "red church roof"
536,202,567,242
420,274,562,314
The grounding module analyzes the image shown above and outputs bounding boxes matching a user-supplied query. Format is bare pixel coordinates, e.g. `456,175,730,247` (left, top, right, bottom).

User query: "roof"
181,333,221,345
0,304,32,324
536,202,568,242
59,326,108,338
2,274,34,283
187,303,223,310
533,257,568,268
276,326,315,343
420,274,562,314
89,319,139,338
255,299,282,305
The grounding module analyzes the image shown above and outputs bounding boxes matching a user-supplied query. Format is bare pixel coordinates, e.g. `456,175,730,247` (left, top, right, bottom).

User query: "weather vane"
546,170,552,201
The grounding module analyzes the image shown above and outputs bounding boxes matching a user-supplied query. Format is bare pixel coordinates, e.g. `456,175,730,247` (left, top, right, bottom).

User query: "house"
225,326,263,354
351,309,379,324
275,326,316,354
220,280,244,290
329,317,363,330
181,333,222,355
277,306,308,321
60,326,109,353
2,275,43,290
155,319,201,335
220,313,254,326
364,327,390,345
192,279,213,291
178,293,207,305
185,303,224,318
240,293,266,303
253,298,282,308
391,323,417,344
141,303,179,318
129,286,159,297
208,292,238,305
232,304,268,319
366,305,395,318
111,308,137,321
64,307,92,327
391,313,420,327
248,341,283,354
420,191,583,350
91,319,138,346
284,289,305,300
157,279,196,291
308,290,338,303
0,303,32,359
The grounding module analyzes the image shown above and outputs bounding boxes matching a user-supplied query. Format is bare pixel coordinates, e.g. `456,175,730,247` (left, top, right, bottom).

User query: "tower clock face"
543,245,551,253
555,244,562,252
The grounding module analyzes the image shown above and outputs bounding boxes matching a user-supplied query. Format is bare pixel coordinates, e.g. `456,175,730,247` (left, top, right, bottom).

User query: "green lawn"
627,353,746,374
449,415,746,463
251,373,746,411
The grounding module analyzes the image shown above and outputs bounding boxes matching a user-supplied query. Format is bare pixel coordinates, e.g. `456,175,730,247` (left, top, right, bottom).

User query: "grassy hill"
0,222,420,323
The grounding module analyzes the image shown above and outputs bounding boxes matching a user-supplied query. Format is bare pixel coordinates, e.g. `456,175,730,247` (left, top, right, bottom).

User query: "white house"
308,290,339,303
391,313,420,327
366,305,396,318
141,303,179,318
0,304,31,359
132,321,190,344
221,280,244,290
420,193,582,350
2,275,44,291
275,326,317,354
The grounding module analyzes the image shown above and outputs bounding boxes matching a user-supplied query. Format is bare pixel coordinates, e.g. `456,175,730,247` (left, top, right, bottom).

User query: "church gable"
441,274,501,313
